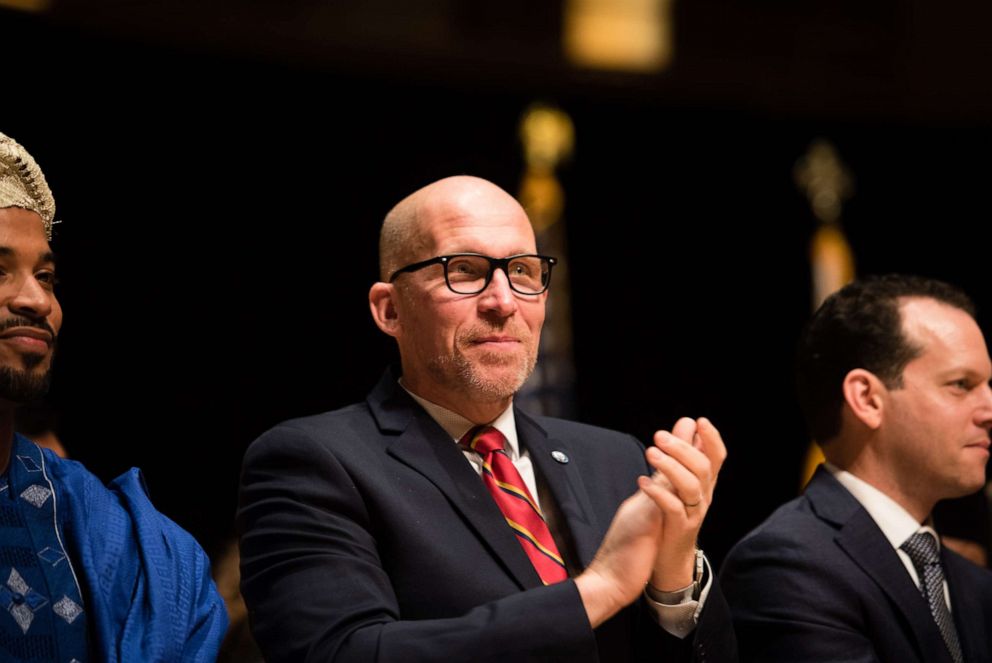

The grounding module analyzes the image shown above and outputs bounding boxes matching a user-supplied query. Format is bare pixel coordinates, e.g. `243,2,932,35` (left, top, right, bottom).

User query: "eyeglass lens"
446,255,550,294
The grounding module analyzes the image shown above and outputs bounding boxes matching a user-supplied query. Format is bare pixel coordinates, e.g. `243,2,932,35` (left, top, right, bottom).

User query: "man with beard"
0,131,227,662
239,176,736,662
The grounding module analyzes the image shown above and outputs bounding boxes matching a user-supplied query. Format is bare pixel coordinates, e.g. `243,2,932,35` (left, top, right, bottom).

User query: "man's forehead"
394,176,538,262
0,243,55,263
900,296,987,363
429,214,533,243
420,204,535,251
900,297,970,335
0,207,55,258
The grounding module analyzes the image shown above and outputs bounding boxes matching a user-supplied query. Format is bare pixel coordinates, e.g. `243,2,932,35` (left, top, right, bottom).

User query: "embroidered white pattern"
7,568,28,594
19,484,52,508
53,595,83,624
2,569,49,634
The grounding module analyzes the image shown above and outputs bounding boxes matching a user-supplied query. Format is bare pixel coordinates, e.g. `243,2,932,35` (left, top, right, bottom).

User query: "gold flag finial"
794,139,854,225
519,104,574,233
520,104,575,173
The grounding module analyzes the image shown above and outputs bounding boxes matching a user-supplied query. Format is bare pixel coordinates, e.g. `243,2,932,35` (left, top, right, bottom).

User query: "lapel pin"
551,450,569,464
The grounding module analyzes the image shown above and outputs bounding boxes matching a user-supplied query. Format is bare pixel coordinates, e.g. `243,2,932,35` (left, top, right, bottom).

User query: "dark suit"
720,466,992,662
238,372,736,662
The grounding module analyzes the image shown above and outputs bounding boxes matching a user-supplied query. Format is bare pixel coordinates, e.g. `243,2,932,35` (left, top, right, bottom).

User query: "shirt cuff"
642,554,713,639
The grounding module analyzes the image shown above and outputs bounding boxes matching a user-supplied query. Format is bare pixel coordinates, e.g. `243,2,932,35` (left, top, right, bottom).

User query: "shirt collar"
4,434,46,500
825,462,938,551
400,381,520,459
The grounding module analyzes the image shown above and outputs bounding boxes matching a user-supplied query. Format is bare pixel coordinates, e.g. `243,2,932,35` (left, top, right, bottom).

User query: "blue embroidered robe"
2,435,227,662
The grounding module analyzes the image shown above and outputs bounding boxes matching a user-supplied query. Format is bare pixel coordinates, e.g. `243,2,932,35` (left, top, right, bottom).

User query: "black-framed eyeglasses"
388,253,557,295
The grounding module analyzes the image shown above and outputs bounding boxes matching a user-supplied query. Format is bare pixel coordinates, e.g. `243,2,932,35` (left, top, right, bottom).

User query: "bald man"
238,176,737,662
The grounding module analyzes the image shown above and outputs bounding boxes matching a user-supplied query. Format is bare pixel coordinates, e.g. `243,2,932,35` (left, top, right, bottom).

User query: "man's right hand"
575,417,726,628
575,488,666,626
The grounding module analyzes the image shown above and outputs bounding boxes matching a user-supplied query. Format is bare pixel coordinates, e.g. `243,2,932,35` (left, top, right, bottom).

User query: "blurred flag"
794,139,855,488
516,103,577,418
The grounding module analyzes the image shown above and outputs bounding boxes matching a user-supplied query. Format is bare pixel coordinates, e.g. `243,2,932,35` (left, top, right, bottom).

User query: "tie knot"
901,530,941,567
461,426,506,456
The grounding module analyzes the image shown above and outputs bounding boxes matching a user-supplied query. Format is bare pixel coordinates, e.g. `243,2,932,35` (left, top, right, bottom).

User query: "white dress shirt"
826,463,952,610
401,384,708,637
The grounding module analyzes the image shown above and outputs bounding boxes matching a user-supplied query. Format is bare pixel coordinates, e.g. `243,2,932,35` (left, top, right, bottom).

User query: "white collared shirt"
826,463,952,610
402,388,542,508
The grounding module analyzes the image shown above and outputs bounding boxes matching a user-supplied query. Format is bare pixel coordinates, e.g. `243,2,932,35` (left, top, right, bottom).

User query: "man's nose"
8,274,53,320
976,382,992,430
477,267,518,316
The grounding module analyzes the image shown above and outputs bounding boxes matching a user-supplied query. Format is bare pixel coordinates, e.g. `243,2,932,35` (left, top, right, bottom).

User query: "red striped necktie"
461,425,568,585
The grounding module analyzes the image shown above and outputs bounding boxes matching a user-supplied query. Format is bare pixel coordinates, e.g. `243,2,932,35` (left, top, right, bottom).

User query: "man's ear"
369,282,401,338
841,368,886,430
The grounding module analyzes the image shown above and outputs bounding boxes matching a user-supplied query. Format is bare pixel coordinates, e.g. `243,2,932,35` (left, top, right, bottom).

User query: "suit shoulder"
254,401,373,440
243,402,376,461
274,401,373,434
531,415,639,445
946,546,992,583
720,493,868,621
723,493,829,564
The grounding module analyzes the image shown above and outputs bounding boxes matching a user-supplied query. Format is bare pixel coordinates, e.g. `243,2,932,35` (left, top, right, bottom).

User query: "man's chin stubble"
429,351,536,403
0,365,53,404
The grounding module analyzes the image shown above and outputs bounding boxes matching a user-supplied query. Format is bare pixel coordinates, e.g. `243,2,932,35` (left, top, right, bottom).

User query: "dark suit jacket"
720,466,992,662
238,372,736,662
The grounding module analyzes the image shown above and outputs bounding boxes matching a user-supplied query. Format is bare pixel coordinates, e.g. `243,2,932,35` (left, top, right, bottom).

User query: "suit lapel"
944,549,987,662
836,512,953,663
369,373,542,590
807,469,954,663
516,410,602,570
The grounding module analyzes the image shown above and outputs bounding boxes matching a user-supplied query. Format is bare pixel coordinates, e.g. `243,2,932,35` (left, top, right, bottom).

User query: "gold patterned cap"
0,131,55,240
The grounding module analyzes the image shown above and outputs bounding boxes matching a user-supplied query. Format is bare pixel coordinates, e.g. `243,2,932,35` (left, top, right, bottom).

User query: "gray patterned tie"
901,531,964,663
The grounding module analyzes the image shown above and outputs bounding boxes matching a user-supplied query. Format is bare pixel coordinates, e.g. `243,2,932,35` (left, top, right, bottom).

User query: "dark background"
4,1,992,567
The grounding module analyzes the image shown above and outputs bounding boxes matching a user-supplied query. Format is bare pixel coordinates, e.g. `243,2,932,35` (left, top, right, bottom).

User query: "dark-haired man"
0,131,226,662
721,274,992,662
239,175,737,662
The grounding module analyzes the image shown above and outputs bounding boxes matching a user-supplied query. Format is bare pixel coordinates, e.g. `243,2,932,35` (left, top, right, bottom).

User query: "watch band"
691,548,704,600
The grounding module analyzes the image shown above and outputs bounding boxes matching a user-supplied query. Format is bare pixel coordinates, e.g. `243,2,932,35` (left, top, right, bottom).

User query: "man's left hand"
638,416,727,592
